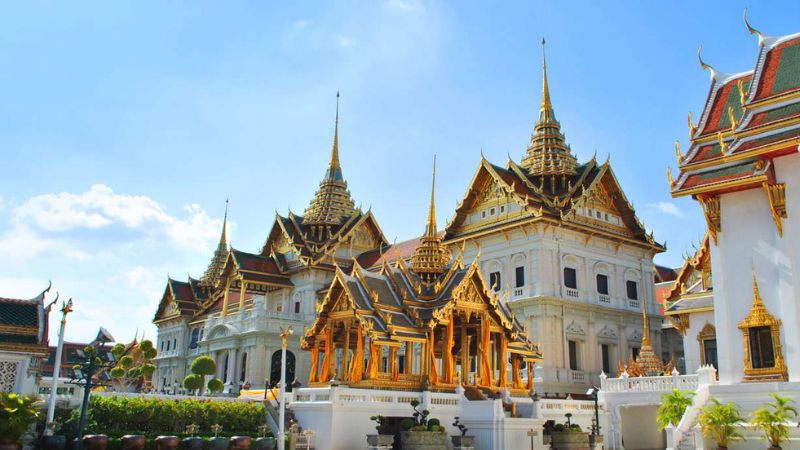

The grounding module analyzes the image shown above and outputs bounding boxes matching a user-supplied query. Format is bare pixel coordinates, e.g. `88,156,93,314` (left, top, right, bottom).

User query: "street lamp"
586,386,600,436
76,327,115,443
277,326,293,450
45,297,71,436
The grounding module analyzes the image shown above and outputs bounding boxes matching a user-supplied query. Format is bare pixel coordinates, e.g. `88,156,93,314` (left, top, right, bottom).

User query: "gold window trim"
737,271,788,382
696,323,716,366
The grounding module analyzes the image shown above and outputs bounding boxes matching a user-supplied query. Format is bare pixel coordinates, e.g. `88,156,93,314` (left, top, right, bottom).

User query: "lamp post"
586,386,600,436
277,326,293,450
77,327,115,442
45,298,72,436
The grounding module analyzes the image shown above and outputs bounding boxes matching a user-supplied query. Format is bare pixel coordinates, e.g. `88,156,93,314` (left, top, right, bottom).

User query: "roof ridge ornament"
697,46,718,81
743,8,765,47
411,155,450,284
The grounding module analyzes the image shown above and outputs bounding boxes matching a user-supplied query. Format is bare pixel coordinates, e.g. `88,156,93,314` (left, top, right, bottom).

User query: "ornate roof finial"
743,8,765,47
200,199,231,288
220,198,229,247
522,38,578,178
303,92,358,226
411,155,450,283
697,46,717,81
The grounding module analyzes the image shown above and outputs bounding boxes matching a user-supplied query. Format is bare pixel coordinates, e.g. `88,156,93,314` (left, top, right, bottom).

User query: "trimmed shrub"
183,374,202,391
139,340,154,352
83,396,265,438
400,418,415,431
191,356,217,376
207,378,224,393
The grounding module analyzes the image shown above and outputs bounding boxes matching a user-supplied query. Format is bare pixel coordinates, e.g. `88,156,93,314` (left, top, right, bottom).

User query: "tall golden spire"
634,297,665,376
303,92,357,227
412,156,450,283
521,38,578,181
201,200,230,288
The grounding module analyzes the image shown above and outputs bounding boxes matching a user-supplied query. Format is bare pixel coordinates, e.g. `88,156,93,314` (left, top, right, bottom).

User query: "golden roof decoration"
633,298,665,376
200,199,230,289
411,156,451,283
521,38,578,179
303,92,358,226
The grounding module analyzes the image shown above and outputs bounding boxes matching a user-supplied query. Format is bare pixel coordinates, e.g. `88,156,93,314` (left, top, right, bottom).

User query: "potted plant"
209,424,229,450
230,436,251,450
698,399,745,450
182,424,205,450
82,435,110,450
0,393,40,450
366,415,394,447
154,436,179,450
399,400,447,450
657,389,695,431
751,394,798,450
450,417,474,448
254,425,276,450
550,414,590,450
41,421,66,450
120,435,146,450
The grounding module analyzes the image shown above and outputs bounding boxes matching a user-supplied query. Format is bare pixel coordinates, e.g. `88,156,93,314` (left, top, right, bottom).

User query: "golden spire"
303,92,358,227
521,38,578,179
411,156,450,283
633,297,665,376
201,200,230,288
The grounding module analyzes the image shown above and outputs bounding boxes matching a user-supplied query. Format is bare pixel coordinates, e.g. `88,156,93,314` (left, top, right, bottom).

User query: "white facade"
456,223,662,394
0,351,41,395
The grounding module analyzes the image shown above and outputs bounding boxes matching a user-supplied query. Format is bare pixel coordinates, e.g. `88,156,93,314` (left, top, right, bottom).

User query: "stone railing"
599,370,703,393
565,288,579,299
598,294,611,304
292,385,460,411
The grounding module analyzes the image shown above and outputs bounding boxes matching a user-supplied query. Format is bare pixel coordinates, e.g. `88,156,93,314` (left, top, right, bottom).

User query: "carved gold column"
308,344,319,383
239,280,247,310
342,320,351,382
404,341,413,375
460,318,469,385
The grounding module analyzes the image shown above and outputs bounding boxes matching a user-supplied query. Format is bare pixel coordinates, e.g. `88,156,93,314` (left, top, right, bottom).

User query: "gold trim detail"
737,269,788,382
698,196,721,244
762,182,787,237
697,323,716,367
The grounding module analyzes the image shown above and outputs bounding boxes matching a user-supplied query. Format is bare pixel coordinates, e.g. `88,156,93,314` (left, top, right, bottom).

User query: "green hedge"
82,396,266,438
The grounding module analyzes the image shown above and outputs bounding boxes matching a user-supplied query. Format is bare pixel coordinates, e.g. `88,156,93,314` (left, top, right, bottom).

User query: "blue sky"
1,1,798,343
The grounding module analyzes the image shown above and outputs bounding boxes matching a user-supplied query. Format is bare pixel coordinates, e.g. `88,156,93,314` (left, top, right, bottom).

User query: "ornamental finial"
697,46,717,80
743,9,764,47
540,37,552,114
220,198,229,246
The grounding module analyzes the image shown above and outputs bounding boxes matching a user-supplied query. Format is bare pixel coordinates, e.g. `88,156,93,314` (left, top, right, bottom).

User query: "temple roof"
303,257,541,360
0,285,51,353
153,277,205,322
672,28,800,197
303,93,358,226
445,156,664,251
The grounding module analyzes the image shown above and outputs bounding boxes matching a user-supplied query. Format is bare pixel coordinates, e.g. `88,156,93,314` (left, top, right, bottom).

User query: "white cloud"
386,0,424,11
648,201,684,218
336,35,356,48
294,19,310,30
0,184,223,260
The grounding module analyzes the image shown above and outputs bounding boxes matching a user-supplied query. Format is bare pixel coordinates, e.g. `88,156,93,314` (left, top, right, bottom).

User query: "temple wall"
681,310,714,375
713,152,800,383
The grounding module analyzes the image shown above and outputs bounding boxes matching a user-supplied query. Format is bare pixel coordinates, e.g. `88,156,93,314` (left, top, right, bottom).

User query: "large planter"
253,437,276,450
550,431,590,450
82,435,109,450
450,435,475,448
399,431,447,450
366,434,394,446
0,443,21,450
588,434,603,449
121,435,146,450
208,437,229,450
42,435,68,450
155,436,180,450
230,437,251,450
182,437,205,450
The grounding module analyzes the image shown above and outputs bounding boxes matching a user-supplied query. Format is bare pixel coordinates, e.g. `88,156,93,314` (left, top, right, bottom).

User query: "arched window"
294,301,301,314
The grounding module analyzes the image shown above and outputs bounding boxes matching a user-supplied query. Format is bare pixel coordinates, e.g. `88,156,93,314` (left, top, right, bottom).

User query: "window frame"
564,267,578,290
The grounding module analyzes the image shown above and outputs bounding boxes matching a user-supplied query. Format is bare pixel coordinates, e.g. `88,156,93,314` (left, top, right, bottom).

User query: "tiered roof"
411,158,451,282
0,284,51,354
671,23,800,231
663,234,714,335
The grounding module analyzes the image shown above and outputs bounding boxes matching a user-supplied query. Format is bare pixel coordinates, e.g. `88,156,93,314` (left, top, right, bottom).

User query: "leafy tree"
698,399,745,449
185,356,217,395
109,338,158,392
183,374,203,393
751,394,798,449
207,378,224,393
657,389,695,430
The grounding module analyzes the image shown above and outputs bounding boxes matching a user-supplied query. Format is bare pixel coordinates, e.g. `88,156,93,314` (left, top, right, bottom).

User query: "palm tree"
657,389,695,431
698,399,745,450
751,394,799,449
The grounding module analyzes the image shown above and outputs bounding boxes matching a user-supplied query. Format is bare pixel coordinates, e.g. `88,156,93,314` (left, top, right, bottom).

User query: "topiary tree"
183,374,203,393
184,355,217,395
207,377,224,393
109,338,158,392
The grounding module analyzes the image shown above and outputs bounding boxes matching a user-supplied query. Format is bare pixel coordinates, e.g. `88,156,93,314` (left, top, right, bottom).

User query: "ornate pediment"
565,320,585,336
628,329,643,343
597,325,618,340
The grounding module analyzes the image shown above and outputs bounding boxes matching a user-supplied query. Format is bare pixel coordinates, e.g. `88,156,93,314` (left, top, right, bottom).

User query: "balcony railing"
565,288,579,299
598,294,611,304
628,299,640,309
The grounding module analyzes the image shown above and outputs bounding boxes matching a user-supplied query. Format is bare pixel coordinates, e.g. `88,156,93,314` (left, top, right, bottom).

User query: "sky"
1,1,798,344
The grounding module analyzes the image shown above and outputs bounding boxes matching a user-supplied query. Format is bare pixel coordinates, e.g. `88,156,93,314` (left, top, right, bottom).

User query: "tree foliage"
191,356,217,376
657,389,695,431
698,399,745,448
0,393,40,444
207,378,224,393
751,393,798,447
110,338,158,392
183,374,203,391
